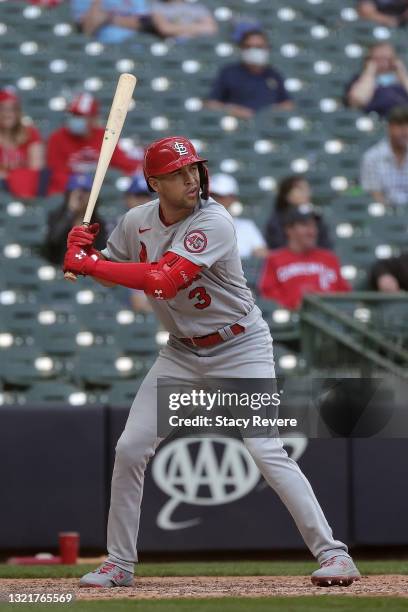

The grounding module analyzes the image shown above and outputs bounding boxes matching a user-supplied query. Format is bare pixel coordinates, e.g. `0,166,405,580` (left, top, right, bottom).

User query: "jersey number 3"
188,286,211,310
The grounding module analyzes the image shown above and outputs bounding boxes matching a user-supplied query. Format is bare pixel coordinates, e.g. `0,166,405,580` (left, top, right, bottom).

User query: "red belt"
179,323,245,348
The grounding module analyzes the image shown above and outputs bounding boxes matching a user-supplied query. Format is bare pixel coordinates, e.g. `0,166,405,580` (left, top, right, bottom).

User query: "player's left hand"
67,223,100,249
63,245,99,277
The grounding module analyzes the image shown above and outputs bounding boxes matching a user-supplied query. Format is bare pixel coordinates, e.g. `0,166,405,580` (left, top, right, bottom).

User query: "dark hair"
239,29,268,47
275,175,308,212
388,105,408,125
60,189,103,222
367,41,394,56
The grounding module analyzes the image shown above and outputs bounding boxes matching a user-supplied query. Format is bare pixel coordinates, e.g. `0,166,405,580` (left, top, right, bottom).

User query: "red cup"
59,532,80,564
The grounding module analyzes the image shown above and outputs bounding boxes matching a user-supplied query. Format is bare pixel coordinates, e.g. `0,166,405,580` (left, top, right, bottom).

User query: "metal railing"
300,293,408,378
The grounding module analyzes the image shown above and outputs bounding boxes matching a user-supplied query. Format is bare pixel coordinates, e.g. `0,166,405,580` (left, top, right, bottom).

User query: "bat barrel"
64,73,137,282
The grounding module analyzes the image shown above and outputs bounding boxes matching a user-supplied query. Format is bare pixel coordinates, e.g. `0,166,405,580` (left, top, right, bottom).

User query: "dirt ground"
0,576,407,600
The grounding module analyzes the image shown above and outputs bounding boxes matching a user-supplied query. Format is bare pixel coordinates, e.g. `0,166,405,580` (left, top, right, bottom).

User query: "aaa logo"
152,437,260,530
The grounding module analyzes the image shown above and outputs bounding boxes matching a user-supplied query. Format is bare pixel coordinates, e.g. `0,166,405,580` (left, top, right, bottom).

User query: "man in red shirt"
47,92,143,194
259,206,350,309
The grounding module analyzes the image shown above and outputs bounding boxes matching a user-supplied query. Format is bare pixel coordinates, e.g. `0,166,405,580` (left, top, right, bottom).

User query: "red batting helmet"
143,136,209,199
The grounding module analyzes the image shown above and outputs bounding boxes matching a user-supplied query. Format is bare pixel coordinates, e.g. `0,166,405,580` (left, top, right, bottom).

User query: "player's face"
151,163,201,210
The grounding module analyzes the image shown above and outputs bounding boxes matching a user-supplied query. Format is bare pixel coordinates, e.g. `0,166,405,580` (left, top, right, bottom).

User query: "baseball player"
63,136,360,589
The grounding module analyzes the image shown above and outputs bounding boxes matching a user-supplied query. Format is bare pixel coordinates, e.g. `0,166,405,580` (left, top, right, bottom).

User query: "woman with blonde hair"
0,87,45,197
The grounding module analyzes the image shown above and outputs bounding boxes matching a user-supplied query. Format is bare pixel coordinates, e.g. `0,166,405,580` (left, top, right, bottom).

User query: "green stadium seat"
33,323,79,356
1,347,62,386
373,301,408,346
1,256,45,291
71,347,152,386
23,381,92,406
116,327,159,355
256,297,301,342
108,379,144,406
241,257,264,290
0,302,39,334
0,0,406,392
273,343,303,376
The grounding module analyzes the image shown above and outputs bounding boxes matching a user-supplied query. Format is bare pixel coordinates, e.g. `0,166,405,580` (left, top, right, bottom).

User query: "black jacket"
44,205,108,266
370,253,408,290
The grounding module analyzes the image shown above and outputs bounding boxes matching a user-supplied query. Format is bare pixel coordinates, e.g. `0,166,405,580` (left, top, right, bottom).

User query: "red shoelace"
322,557,348,568
97,563,116,574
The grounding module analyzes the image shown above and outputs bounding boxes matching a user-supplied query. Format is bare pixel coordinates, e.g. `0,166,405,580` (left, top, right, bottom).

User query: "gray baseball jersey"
101,197,254,338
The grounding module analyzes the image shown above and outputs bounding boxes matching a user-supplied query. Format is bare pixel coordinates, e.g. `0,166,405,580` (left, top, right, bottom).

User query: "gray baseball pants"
106,309,349,572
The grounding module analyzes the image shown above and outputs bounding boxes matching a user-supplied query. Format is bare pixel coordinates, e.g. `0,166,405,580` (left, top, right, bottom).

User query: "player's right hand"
67,223,100,249
63,245,99,277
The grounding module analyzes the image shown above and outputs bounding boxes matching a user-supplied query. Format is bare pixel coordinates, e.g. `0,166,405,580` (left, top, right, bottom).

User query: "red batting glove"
63,245,99,277
67,223,100,249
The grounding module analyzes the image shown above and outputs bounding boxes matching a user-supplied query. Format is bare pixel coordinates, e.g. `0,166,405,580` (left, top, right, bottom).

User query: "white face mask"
241,47,270,67
376,72,398,87
67,115,88,136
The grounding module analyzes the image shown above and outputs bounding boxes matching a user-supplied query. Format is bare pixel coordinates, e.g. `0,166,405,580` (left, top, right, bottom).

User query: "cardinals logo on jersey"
184,230,207,254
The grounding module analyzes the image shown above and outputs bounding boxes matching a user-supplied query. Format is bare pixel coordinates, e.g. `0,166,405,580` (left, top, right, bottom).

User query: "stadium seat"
108,379,144,407
0,0,406,397
1,347,62,386
71,346,151,386
22,381,92,406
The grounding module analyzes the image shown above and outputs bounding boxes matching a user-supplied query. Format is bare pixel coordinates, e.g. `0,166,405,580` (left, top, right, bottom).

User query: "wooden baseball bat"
64,73,137,281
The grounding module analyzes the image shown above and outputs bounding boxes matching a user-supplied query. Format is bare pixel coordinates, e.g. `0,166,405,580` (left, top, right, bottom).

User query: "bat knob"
64,271,78,282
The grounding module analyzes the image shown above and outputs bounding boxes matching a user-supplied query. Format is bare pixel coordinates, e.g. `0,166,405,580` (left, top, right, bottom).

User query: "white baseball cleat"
79,561,134,588
311,555,361,587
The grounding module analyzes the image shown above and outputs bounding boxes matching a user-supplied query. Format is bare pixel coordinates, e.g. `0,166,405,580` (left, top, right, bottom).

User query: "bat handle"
63,221,91,282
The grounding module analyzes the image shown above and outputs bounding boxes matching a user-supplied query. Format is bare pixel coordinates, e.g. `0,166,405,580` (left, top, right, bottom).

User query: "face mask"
241,47,270,67
376,72,398,87
67,115,88,135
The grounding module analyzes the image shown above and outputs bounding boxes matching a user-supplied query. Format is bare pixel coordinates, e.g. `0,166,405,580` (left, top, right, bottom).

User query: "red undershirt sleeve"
90,259,155,291
87,251,202,296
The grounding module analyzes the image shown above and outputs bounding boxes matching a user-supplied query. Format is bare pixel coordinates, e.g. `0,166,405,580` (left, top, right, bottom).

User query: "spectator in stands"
47,92,142,194
259,207,350,309
346,43,408,117
264,176,332,249
0,87,45,198
210,173,268,258
357,0,408,27
151,0,217,40
371,252,408,291
28,0,63,6
361,105,408,206
71,0,151,44
125,174,151,209
206,29,293,119
44,174,107,266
